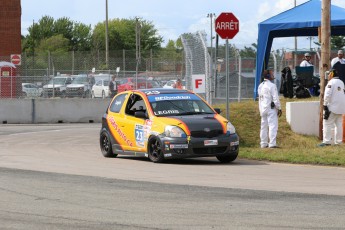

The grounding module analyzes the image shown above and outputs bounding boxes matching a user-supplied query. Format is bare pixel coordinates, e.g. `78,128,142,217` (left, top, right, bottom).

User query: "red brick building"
0,0,21,59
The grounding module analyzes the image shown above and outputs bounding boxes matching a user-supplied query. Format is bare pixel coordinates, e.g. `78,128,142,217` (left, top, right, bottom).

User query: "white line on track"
9,130,62,136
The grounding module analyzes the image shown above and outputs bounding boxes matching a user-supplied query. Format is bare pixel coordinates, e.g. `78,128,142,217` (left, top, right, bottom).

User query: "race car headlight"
227,122,236,135
165,126,187,138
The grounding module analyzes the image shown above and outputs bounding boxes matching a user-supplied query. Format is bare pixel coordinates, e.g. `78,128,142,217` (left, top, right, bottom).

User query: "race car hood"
153,114,227,135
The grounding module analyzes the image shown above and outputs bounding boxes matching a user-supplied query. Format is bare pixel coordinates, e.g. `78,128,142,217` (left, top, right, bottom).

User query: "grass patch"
215,97,345,167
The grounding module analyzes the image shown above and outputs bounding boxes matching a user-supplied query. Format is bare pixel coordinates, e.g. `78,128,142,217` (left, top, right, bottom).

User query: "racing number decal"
135,124,145,147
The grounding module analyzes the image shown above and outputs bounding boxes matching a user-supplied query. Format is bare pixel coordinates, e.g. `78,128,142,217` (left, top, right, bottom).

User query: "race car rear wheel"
148,137,164,163
100,131,117,158
216,154,237,163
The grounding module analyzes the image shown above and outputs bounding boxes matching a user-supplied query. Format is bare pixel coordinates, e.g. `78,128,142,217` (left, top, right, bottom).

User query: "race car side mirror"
214,108,221,114
134,111,148,119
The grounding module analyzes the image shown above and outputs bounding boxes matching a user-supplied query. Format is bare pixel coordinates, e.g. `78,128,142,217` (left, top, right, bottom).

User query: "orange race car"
100,88,239,163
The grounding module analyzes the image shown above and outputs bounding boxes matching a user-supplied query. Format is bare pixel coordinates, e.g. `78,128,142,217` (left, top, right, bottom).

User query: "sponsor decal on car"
108,116,133,147
204,140,218,146
154,110,179,116
135,124,145,147
148,94,200,102
170,144,188,149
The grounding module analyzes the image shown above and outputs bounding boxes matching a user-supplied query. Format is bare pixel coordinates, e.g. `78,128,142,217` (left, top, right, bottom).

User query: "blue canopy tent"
254,0,345,99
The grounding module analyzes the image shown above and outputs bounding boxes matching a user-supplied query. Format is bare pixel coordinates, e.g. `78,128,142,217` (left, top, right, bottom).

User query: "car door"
108,93,148,153
93,80,102,97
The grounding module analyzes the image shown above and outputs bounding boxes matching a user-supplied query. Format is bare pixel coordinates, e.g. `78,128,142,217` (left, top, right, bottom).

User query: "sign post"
215,12,239,120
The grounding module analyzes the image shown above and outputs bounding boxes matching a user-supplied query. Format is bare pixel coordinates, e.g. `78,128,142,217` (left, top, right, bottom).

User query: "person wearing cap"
300,53,313,67
258,69,282,148
331,50,345,68
318,69,345,147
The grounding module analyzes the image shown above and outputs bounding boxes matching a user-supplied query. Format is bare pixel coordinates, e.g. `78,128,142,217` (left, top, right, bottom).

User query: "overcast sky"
21,0,345,51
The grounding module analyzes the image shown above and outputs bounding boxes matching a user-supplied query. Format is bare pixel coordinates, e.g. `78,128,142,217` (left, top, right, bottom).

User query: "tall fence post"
198,31,211,104
123,49,126,78
236,49,242,102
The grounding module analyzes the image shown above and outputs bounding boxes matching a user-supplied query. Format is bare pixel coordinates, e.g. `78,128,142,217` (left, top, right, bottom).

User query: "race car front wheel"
100,131,117,158
216,154,237,163
148,137,164,163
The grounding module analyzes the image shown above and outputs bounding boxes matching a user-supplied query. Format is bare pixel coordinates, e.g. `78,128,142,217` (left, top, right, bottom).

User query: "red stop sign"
11,54,21,65
215,12,239,39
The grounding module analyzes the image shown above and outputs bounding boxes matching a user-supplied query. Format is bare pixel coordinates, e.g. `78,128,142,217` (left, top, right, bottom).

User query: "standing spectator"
173,78,183,89
318,69,345,147
300,53,313,67
281,66,294,98
109,75,117,97
258,69,282,148
331,50,345,68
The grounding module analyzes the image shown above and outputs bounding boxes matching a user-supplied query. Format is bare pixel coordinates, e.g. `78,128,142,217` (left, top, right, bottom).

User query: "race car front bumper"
159,133,239,159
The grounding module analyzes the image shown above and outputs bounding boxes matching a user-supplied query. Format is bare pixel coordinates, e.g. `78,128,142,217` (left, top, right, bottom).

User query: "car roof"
136,88,192,94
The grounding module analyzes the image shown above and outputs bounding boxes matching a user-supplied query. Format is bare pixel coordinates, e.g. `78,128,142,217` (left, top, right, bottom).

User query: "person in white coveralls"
258,69,282,148
318,69,345,147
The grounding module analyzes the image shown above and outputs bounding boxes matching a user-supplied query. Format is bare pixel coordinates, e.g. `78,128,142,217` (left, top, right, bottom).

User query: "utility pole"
319,0,331,140
32,20,35,76
207,13,216,101
105,0,109,68
135,17,141,89
294,0,297,68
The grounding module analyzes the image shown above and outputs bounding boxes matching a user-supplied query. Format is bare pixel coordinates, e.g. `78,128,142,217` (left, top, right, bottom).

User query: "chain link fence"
0,48,185,98
181,32,257,103
0,35,324,100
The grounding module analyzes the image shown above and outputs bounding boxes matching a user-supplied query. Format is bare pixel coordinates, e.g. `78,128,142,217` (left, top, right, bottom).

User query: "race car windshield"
148,94,214,117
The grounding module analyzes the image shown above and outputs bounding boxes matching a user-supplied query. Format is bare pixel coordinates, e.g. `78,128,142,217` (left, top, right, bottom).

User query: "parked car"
22,83,43,98
66,75,94,98
91,79,110,98
163,79,186,89
117,78,161,93
99,88,239,163
42,76,74,98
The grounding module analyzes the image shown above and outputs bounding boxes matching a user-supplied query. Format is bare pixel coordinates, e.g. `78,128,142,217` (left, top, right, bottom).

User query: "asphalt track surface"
1,124,345,229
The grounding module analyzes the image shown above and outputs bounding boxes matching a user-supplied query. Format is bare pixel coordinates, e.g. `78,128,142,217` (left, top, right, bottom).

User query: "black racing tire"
148,136,164,163
100,131,117,158
216,154,238,163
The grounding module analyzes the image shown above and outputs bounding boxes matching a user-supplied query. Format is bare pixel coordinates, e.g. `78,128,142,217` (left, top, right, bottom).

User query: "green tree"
92,18,163,51
176,37,183,50
36,34,69,53
165,40,176,49
331,36,345,50
70,23,92,51
23,15,92,52
239,45,256,58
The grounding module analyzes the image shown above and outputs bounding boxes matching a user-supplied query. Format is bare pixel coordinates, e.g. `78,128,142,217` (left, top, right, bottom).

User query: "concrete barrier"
0,99,33,123
0,99,321,138
286,101,320,136
0,98,111,124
